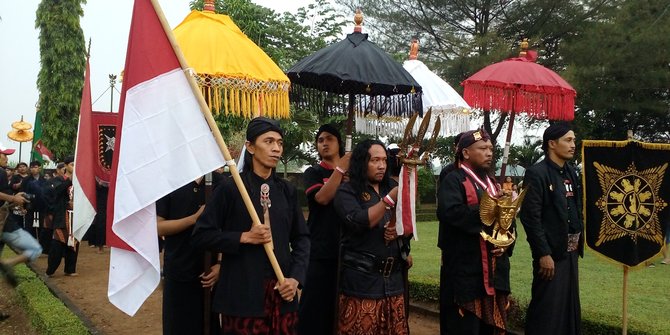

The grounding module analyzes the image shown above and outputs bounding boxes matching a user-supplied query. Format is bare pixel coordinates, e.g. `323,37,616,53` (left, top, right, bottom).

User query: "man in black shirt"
192,117,309,335
298,124,349,335
520,123,583,335
157,176,220,335
23,161,47,239
333,139,407,335
46,155,78,277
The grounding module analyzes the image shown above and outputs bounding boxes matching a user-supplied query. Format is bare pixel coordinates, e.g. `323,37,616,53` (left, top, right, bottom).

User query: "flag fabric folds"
582,140,670,267
72,59,98,241
33,139,54,162
107,0,225,316
395,166,418,240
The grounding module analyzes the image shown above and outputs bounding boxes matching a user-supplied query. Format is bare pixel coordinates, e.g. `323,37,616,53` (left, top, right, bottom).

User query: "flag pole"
622,265,629,335
149,0,285,283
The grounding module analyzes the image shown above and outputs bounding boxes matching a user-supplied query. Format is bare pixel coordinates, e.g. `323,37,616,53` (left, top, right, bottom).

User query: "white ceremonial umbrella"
355,39,471,138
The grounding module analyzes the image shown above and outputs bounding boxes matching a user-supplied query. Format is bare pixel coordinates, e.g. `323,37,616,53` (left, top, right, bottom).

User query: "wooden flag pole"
150,0,285,283
622,265,629,335
622,129,633,335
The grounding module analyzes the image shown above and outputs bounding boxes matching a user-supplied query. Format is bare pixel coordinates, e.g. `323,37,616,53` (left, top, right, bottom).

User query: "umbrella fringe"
463,84,574,121
290,84,422,119
355,109,471,138
195,74,290,119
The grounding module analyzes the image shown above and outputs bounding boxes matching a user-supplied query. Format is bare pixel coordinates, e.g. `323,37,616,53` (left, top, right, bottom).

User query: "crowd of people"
151,118,590,335
0,119,622,335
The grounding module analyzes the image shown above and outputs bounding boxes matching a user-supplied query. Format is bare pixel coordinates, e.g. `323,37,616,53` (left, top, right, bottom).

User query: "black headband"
246,117,283,141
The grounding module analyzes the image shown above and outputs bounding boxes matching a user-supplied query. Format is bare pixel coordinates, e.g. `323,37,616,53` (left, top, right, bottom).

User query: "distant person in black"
23,161,47,239
298,124,350,335
40,162,65,254
9,162,29,194
192,117,310,335
520,123,583,335
157,176,220,335
46,155,78,277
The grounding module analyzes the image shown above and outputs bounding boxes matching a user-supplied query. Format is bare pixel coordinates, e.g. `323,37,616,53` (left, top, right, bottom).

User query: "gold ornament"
479,189,526,247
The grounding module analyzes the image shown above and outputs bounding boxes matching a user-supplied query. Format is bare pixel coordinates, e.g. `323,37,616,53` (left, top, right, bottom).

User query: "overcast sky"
0,0,311,162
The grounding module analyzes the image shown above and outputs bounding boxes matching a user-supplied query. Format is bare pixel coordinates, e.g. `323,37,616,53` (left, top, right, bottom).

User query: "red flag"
33,140,54,161
106,0,224,316
72,59,98,241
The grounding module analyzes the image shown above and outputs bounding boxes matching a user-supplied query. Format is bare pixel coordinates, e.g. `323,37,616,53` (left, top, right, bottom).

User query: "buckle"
382,257,395,277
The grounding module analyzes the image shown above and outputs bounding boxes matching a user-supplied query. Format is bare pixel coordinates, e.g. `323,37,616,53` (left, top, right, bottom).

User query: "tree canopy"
35,0,87,160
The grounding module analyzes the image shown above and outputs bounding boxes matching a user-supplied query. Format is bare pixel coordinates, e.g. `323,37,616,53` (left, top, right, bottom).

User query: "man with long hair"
437,129,513,334
333,139,408,335
298,124,350,335
191,117,310,335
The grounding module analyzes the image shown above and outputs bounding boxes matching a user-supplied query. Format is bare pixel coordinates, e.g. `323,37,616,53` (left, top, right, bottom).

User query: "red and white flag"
34,140,55,162
72,59,98,241
395,149,418,240
107,0,224,316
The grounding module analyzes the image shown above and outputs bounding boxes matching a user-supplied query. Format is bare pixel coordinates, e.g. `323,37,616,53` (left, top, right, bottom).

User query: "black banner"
92,112,118,183
582,140,670,267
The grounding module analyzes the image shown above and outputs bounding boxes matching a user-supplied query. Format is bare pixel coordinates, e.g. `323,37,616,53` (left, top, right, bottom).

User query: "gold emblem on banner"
593,162,667,246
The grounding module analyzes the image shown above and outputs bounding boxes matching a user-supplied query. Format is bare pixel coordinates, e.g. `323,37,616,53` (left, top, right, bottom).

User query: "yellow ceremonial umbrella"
7,116,34,161
174,6,290,119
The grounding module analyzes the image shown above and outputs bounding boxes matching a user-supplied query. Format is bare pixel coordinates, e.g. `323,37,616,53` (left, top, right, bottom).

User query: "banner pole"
622,131,633,335
150,0,285,283
622,265,628,335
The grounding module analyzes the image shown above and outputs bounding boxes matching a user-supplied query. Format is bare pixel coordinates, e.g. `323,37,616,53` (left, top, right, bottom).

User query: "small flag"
33,140,54,162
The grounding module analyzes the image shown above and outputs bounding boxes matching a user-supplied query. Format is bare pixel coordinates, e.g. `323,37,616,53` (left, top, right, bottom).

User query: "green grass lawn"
409,221,670,335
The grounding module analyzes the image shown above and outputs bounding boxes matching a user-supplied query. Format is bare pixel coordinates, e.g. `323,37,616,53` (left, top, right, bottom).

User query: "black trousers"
163,277,219,335
46,239,78,275
39,228,53,254
297,259,338,335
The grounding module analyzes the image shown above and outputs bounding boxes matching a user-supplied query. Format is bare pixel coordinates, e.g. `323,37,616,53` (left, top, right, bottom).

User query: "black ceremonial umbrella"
287,9,422,148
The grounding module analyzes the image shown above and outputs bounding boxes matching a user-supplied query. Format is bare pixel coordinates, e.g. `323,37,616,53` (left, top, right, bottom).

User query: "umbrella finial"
354,8,364,33
519,38,529,57
409,37,419,60
203,0,215,13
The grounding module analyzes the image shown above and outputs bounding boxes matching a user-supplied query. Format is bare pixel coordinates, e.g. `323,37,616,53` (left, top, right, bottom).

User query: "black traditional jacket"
520,158,584,261
437,168,512,305
191,171,310,317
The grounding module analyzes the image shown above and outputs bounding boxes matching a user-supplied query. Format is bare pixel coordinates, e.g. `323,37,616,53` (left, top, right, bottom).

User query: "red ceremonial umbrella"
462,43,576,178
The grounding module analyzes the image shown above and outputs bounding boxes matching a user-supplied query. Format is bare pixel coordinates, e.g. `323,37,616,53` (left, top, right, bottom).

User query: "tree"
35,0,87,160
564,0,670,142
509,136,544,169
433,135,458,166
279,108,319,178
